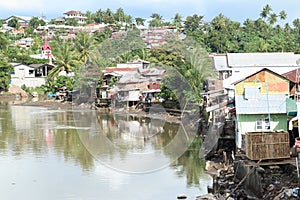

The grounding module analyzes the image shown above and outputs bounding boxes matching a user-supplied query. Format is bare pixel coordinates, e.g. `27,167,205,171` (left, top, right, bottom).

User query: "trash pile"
261,164,299,199
202,152,300,200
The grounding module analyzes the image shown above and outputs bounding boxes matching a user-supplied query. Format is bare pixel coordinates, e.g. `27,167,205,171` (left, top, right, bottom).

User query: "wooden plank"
243,158,296,167
206,102,227,112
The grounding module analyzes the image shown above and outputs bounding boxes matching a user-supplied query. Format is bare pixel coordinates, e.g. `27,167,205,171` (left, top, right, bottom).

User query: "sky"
0,0,299,24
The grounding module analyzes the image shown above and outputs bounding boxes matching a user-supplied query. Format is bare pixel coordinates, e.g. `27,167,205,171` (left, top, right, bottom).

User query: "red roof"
64,10,84,16
104,68,137,73
42,41,51,50
281,68,300,83
86,23,99,27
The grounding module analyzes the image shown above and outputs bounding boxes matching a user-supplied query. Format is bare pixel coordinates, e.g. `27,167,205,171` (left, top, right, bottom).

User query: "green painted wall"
238,114,287,134
236,113,287,148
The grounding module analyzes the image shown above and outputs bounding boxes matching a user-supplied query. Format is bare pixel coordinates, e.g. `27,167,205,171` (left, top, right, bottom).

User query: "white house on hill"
10,63,54,88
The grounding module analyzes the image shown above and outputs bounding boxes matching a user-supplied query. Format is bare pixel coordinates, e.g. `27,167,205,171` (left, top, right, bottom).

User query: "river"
0,102,212,200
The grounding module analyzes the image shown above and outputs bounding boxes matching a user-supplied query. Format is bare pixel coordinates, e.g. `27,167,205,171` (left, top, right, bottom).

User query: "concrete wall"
11,77,46,88
234,160,262,198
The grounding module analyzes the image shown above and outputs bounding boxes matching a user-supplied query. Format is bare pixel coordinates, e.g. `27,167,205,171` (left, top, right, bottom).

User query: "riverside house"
10,63,54,88
234,68,292,149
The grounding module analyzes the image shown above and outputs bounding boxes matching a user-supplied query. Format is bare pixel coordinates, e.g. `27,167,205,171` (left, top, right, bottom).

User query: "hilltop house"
4,16,47,29
63,10,87,24
234,68,292,149
140,26,180,48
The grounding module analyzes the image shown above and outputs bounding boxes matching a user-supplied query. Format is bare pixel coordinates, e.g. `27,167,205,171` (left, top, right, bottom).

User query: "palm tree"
279,10,287,20
104,8,115,24
172,13,182,27
260,4,272,19
116,51,133,63
124,15,133,28
95,9,104,23
135,17,145,26
149,13,164,27
85,10,94,24
115,8,125,23
293,18,300,28
49,41,78,79
268,13,277,25
74,31,96,64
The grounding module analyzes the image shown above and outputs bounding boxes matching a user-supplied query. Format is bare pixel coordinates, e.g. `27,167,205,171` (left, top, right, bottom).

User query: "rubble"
204,152,300,200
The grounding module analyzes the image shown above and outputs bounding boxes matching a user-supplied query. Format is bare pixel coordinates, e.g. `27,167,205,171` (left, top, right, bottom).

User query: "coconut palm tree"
172,13,182,28
279,10,287,20
149,13,164,27
135,17,145,26
74,31,96,64
260,4,272,19
48,41,78,79
115,8,125,23
268,13,277,25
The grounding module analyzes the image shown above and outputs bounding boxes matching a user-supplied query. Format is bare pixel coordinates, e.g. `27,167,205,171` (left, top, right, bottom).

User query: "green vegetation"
1,4,300,102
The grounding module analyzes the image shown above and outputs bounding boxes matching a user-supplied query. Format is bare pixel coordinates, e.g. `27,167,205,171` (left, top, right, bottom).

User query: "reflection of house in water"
96,114,166,149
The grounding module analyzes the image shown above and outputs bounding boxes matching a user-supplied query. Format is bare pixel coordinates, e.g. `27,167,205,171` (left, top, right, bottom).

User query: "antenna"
41,11,46,20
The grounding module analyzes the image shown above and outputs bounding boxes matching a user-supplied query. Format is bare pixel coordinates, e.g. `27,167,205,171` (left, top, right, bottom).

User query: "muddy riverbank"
9,98,186,124
199,151,300,200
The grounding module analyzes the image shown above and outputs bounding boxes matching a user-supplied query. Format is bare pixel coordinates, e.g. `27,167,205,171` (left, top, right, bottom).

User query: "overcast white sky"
0,0,299,24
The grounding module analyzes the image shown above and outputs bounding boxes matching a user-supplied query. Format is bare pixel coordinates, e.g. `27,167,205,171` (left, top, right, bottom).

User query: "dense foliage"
1,4,300,101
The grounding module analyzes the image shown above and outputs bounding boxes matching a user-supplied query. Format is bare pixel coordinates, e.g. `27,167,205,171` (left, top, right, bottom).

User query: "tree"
65,18,78,26
49,40,79,79
0,33,9,52
279,10,287,20
115,8,125,23
184,14,204,44
29,17,46,29
0,56,13,91
135,17,145,26
85,10,94,24
94,9,104,23
268,13,277,25
172,13,182,27
260,4,272,19
104,8,115,24
93,28,112,43
149,13,164,27
206,14,240,53
8,17,20,29
74,31,96,64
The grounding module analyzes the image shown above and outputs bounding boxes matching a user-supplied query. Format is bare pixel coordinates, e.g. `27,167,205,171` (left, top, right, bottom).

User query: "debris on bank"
198,150,300,200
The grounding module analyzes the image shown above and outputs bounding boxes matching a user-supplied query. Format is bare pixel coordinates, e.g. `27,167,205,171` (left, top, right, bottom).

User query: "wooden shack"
245,131,290,160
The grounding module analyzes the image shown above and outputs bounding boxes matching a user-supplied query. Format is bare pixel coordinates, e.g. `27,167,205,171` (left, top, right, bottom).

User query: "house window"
29,70,34,75
256,118,270,130
244,86,260,100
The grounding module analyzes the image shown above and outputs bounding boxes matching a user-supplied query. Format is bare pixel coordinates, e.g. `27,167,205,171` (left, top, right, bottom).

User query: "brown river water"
0,101,212,200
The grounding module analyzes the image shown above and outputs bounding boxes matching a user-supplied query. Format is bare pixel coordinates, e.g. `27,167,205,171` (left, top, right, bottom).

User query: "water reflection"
74,111,198,173
0,102,212,199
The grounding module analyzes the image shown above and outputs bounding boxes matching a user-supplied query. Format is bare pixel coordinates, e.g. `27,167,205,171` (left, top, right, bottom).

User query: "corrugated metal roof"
227,53,300,67
281,68,300,83
235,94,287,114
210,54,228,70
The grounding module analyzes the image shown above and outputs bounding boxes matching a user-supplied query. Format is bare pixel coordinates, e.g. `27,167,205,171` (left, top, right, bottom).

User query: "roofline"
233,68,291,85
